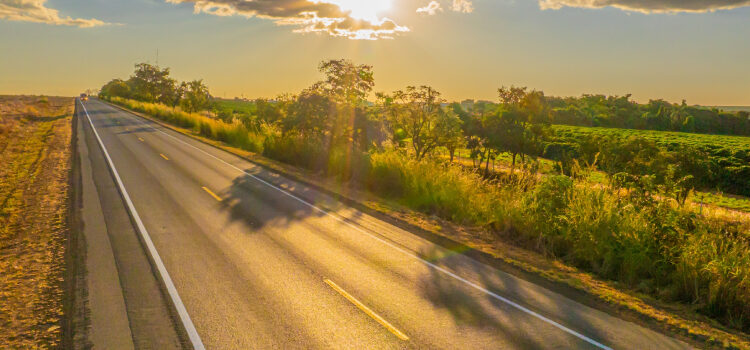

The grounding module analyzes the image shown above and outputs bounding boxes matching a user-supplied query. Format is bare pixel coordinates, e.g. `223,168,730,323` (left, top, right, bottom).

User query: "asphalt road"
78,98,691,349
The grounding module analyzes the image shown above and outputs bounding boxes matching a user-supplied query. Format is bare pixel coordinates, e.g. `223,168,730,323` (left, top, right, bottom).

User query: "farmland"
550,124,750,155
545,124,750,198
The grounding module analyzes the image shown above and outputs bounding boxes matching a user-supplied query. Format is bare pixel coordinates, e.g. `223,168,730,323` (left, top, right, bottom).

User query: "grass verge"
0,96,73,348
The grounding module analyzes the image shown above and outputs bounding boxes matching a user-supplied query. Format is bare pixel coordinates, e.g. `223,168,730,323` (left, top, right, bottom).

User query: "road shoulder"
76,105,135,350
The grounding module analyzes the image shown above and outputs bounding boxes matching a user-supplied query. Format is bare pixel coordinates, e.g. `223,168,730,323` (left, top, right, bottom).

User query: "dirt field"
0,95,73,348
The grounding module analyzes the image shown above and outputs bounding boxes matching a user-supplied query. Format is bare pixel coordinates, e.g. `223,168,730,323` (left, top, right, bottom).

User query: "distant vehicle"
80,93,88,101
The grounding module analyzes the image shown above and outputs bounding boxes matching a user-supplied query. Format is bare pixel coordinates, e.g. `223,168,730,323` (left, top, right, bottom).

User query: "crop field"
0,96,73,348
713,106,750,113
551,124,750,154
548,124,750,197
213,98,257,115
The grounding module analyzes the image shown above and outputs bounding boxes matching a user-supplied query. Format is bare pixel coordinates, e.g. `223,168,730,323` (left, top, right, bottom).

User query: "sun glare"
322,0,392,23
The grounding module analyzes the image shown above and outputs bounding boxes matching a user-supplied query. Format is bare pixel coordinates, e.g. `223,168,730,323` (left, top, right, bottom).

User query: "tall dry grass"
110,97,265,153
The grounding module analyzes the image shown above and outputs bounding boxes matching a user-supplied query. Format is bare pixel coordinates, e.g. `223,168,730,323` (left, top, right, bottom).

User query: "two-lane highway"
78,98,691,349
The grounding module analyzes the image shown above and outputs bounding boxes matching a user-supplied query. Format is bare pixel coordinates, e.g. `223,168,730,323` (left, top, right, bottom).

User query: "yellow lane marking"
138,137,145,142
202,187,223,202
324,279,409,341
160,153,169,161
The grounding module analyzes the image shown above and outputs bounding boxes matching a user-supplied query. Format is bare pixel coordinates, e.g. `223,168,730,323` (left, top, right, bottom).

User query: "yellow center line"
324,279,409,341
202,187,223,202
138,137,145,142
160,153,169,161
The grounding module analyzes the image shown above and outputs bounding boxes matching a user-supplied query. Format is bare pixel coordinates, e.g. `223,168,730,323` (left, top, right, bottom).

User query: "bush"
262,134,327,172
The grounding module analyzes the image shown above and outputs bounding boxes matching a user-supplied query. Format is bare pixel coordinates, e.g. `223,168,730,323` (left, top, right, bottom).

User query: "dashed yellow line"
138,137,145,142
324,279,409,341
160,153,169,161
202,187,223,202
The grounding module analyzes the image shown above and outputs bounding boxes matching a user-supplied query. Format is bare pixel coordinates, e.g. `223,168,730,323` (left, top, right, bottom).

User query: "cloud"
538,0,750,13
0,0,109,27
167,0,409,40
452,0,474,13
417,0,473,15
417,1,443,15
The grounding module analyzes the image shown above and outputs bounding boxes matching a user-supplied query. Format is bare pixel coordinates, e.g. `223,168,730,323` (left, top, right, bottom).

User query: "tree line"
99,63,211,113
100,61,750,197
547,94,750,136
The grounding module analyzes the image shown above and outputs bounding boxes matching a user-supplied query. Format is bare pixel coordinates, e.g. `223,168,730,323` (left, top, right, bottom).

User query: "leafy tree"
436,110,465,162
380,86,461,160
179,79,210,113
127,63,177,105
283,88,333,137
492,86,549,174
99,79,130,99
313,59,375,106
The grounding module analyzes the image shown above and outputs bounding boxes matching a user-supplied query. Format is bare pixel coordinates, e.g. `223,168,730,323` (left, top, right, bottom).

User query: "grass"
0,95,73,348
213,98,257,115
109,97,750,348
111,97,265,153
694,192,750,213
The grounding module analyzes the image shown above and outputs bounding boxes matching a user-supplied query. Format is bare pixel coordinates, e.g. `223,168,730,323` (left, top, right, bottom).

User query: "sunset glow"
321,0,392,23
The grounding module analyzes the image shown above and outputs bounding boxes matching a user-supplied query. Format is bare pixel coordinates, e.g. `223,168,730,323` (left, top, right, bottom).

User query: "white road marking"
79,101,205,350
109,101,613,350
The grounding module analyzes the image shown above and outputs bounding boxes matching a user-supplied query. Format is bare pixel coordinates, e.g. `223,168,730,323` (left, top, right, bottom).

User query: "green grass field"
551,124,750,152
213,98,257,115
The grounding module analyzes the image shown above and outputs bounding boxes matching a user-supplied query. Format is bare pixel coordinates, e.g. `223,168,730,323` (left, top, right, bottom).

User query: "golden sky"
1,0,749,105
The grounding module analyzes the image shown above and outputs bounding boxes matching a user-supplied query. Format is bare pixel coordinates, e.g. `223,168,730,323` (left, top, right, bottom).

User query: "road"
77,98,691,349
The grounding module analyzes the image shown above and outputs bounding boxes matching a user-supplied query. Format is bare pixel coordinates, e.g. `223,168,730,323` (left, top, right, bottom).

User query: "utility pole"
156,48,159,67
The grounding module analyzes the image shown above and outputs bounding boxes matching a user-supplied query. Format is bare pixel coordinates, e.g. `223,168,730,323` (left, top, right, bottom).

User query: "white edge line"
79,101,205,350
108,100,613,350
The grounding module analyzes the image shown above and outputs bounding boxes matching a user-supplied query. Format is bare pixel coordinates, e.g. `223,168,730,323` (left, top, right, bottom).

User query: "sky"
1,0,749,105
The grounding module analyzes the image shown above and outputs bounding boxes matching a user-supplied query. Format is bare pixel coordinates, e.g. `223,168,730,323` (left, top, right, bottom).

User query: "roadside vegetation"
100,62,750,343
0,95,73,348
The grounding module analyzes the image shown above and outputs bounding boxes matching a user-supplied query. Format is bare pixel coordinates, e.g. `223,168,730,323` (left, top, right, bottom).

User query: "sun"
322,0,392,23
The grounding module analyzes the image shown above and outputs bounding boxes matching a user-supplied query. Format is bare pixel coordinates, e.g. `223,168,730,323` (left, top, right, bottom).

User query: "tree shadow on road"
417,245,612,349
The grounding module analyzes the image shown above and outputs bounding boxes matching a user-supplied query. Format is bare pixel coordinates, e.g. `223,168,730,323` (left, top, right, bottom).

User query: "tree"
283,88,333,137
313,59,375,106
492,86,549,174
436,109,465,162
127,63,177,105
99,79,130,99
381,86,461,160
305,59,377,151
179,80,210,113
